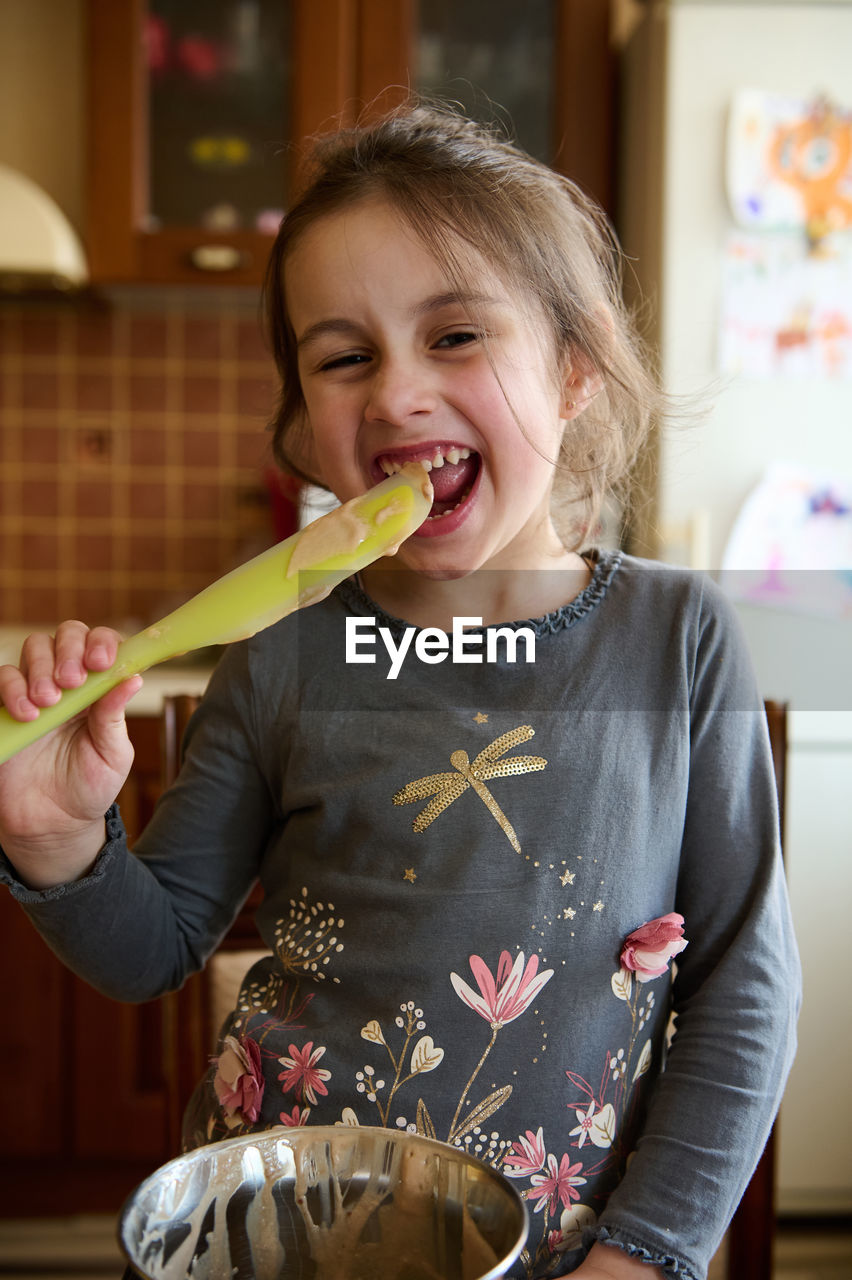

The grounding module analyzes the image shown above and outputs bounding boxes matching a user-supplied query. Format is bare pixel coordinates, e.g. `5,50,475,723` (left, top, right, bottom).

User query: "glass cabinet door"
414,0,557,163
145,0,291,235
86,0,352,285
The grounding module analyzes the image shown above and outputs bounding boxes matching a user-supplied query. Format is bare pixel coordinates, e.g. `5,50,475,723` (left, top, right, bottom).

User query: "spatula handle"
0,467,431,764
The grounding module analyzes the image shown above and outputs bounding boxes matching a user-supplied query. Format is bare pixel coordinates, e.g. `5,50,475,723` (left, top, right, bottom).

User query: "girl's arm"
590,579,800,1278
0,639,272,1002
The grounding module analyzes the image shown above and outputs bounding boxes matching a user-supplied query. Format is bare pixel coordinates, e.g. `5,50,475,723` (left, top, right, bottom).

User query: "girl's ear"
560,304,612,417
560,352,604,418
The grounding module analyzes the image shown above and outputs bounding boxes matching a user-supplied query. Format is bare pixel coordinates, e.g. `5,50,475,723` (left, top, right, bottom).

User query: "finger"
0,664,40,721
83,626,123,673
109,674,143,714
20,632,63,706
53,620,94,689
85,676,143,761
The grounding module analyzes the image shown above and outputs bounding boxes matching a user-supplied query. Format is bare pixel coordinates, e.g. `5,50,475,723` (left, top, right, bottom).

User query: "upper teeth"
379,447,471,476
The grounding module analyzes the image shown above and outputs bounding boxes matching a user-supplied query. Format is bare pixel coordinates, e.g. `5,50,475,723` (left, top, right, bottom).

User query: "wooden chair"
725,699,788,1280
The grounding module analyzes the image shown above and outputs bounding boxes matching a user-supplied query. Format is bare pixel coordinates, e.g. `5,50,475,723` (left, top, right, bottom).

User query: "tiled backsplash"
0,292,298,631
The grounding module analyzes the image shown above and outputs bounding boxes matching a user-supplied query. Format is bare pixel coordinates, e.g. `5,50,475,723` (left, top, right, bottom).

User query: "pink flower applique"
212,1034,264,1128
279,1104,311,1127
620,912,687,982
528,1153,587,1215
503,1126,547,1178
450,950,553,1028
277,1041,331,1106
548,1228,567,1254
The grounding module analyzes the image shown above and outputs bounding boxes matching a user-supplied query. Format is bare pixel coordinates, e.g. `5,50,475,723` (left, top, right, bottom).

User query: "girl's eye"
435,330,479,350
318,352,371,372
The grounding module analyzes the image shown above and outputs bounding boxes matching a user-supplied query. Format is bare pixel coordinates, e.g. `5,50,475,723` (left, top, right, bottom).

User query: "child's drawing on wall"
720,91,852,379
727,90,852,244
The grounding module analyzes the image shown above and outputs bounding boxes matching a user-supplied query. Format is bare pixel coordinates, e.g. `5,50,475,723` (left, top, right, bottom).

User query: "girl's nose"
363,356,436,427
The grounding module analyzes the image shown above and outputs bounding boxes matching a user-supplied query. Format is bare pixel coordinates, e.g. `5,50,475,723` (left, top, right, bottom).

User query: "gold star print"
473,712,489,724
392,725,547,855
560,869,575,886
403,868,417,883
593,901,604,912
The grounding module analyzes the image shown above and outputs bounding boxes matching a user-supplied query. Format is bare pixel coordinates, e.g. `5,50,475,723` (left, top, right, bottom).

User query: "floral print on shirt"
339,922,684,1278
196,906,685,1278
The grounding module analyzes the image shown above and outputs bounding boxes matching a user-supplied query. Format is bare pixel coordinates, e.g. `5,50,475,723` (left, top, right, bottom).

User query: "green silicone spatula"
0,464,432,764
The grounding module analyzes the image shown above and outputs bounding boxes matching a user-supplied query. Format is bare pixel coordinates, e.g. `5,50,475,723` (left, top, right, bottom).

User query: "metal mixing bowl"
119,1125,528,1280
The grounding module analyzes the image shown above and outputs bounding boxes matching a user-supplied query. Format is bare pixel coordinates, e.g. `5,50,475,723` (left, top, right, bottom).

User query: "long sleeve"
0,641,274,1001
591,579,801,1278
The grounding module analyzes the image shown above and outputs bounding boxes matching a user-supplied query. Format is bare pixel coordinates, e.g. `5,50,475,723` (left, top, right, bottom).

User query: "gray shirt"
1,552,800,1280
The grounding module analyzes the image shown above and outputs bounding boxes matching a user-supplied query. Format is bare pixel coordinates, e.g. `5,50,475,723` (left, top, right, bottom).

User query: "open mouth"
378,447,481,523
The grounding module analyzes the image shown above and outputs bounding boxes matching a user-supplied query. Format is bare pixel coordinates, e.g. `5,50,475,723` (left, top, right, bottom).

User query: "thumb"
85,676,144,759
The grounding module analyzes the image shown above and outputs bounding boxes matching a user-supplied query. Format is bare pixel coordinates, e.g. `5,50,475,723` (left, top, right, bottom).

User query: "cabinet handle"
188,244,250,272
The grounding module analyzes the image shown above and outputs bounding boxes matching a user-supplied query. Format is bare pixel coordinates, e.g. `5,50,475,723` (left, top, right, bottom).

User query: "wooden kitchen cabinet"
85,0,377,286
84,0,615,286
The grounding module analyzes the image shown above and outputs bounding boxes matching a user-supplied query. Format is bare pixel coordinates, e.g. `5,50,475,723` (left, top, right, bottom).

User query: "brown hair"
264,100,660,548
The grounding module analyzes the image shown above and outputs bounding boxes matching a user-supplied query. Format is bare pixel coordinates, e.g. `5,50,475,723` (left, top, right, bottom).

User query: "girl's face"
284,198,581,578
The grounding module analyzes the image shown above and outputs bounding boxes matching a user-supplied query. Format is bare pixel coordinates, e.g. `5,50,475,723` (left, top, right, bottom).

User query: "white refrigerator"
619,0,852,1216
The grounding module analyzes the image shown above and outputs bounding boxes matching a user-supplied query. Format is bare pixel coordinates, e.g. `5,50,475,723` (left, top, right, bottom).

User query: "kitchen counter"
0,628,216,716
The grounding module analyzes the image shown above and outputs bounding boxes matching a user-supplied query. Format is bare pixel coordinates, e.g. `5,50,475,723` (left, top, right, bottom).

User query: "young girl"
0,104,799,1280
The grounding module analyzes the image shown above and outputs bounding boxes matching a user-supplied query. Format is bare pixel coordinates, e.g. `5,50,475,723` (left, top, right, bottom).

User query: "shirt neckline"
335,548,623,640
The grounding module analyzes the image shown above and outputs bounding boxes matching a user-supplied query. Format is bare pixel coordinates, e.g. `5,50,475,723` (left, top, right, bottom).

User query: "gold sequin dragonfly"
392,724,547,855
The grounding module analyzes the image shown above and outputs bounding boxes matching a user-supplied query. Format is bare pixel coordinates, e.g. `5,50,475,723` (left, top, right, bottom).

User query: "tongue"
428,455,478,513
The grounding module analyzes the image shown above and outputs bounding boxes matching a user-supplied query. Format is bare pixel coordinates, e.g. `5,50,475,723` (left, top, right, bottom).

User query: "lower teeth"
426,487,471,521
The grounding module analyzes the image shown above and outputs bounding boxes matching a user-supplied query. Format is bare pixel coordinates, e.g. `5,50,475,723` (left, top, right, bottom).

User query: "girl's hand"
0,622,142,890
572,1243,666,1279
